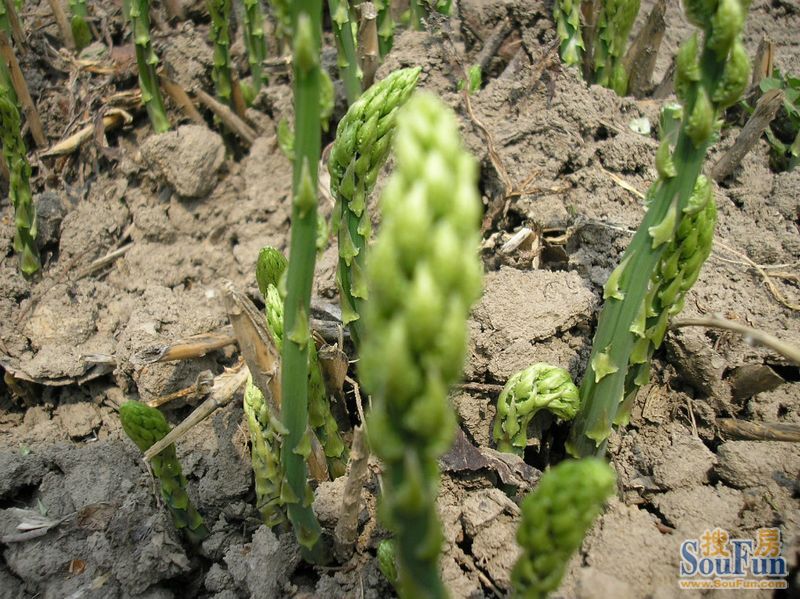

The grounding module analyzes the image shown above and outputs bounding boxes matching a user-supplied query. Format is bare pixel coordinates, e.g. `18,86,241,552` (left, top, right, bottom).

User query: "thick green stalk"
128,0,170,132
593,0,640,94
256,247,348,478
553,0,584,67
374,0,394,57
328,0,361,104
362,92,484,599
512,459,616,598
568,0,751,457
69,0,92,51
267,0,292,52
327,67,421,347
493,364,580,456
207,0,233,106
119,402,210,545
282,1,325,560
1,85,40,276
242,0,268,93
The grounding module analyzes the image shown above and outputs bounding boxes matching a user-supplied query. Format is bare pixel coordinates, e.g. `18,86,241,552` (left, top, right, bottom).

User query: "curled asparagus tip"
256,246,289,297
493,364,580,456
378,539,399,586
513,458,616,598
119,401,210,544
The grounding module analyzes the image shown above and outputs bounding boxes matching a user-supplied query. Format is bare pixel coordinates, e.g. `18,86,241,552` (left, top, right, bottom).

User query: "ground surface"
1,0,799,597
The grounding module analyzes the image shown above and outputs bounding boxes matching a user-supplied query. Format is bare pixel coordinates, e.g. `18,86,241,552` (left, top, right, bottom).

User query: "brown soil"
1,0,799,597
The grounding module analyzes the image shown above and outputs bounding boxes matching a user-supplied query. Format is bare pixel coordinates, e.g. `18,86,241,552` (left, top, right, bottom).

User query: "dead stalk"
357,2,379,89
159,76,205,125
46,0,76,50
621,0,666,97
195,88,256,145
334,426,370,559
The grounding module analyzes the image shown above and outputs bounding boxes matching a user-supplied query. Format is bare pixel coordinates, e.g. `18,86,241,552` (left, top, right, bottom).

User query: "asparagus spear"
68,0,92,51
282,0,325,561
119,401,210,544
328,0,361,104
267,0,292,53
594,0,641,94
512,458,616,598
327,67,421,347
207,0,233,106
128,0,170,132
568,0,751,457
493,364,580,456
0,84,40,276
362,92,483,599
256,247,348,478
242,0,268,93
553,0,584,67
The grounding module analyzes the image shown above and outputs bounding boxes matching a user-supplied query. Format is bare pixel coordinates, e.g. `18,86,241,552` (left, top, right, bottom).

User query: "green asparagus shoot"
1,83,41,276
69,0,92,51
267,0,292,53
327,67,421,347
493,364,580,456
119,401,210,544
594,0,641,94
362,92,483,599
242,0,268,93
207,0,234,106
568,0,752,457
281,0,326,561
513,459,616,598
128,0,170,132
553,0,584,68
328,0,361,104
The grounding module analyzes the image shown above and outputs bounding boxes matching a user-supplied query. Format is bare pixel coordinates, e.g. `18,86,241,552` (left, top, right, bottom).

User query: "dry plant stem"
132,327,236,365
750,36,773,90
42,109,132,156
159,76,204,125
2,0,24,47
194,88,256,145
357,2,379,90
47,0,76,50
711,88,783,181
621,0,666,97
143,364,249,461
475,17,511,77
717,419,800,443
0,32,46,147
652,56,676,99
672,316,800,365
70,241,132,279
230,72,247,118
333,425,369,559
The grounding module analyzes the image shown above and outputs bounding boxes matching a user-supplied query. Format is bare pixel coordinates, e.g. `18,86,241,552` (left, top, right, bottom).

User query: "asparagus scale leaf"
362,92,483,599
119,401,210,544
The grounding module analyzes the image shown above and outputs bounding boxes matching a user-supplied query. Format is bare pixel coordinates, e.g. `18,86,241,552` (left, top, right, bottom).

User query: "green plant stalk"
267,0,292,52
328,0,361,104
243,0,268,93
128,0,170,133
243,375,287,528
119,401,210,545
374,0,394,57
568,0,751,457
256,247,348,478
1,85,40,276
512,459,616,598
593,0,640,94
553,0,584,67
69,0,92,51
493,364,580,456
328,67,421,348
281,1,325,560
363,92,484,599
409,0,423,30
207,0,233,106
